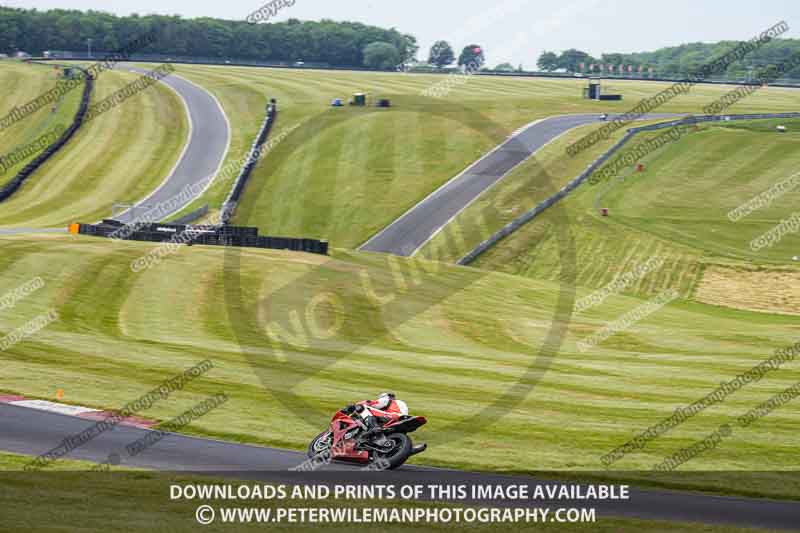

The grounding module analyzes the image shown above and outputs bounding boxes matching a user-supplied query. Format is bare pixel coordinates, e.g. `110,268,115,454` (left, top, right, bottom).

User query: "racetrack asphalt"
111,66,229,224
1,403,798,530
359,113,682,256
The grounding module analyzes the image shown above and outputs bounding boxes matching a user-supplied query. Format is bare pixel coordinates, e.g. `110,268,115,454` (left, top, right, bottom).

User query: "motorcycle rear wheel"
372,433,413,470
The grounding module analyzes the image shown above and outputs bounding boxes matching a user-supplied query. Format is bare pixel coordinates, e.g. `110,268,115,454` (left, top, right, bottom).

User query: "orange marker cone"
56,388,64,400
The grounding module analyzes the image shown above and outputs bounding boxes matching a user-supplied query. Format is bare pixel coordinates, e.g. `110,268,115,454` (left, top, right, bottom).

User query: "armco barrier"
0,63,93,202
74,220,328,256
221,101,277,223
458,112,800,265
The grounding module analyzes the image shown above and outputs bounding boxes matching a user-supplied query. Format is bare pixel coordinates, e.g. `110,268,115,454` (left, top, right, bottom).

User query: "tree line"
0,7,500,72
0,6,417,69
6,6,796,79
537,40,800,79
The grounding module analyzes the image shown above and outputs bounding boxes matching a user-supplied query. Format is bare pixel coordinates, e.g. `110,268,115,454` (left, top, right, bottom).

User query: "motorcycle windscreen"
395,399,409,416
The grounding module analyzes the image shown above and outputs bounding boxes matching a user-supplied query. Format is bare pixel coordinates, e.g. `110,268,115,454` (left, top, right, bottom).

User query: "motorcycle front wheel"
307,430,333,458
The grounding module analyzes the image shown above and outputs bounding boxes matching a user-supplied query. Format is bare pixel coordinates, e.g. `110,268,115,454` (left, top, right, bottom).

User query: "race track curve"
112,65,230,223
359,113,681,256
1,403,797,531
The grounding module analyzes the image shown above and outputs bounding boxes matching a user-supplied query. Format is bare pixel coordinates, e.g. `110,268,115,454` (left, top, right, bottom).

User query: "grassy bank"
159,65,800,246
0,234,798,499
0,66,187,227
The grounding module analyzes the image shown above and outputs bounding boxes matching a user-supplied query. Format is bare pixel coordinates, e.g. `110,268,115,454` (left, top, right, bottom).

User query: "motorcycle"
307,404,427,470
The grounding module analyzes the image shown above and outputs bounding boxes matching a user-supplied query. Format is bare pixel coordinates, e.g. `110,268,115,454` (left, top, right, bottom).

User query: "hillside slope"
172,64,800,247
0,66,187,227
468,119,800,315
0,234,797,489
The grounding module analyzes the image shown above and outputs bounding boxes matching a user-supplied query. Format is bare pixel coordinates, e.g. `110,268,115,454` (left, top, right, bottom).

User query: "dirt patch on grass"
695,265,800,315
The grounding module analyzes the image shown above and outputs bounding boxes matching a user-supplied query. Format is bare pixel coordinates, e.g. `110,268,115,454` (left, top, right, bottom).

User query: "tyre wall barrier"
458,112,800,266
73,220,329,256
0,63,94,202
221,101,277,223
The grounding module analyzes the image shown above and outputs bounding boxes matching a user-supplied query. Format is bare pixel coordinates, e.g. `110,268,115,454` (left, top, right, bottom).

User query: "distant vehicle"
573,72,584,78
294,61,305,67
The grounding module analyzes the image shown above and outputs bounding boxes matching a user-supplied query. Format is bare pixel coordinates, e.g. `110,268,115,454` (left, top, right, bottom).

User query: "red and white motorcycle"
307,398,427,470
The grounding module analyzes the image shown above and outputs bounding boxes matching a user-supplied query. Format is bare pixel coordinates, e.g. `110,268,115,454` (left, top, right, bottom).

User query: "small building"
585,78,601,99
583,78,623,101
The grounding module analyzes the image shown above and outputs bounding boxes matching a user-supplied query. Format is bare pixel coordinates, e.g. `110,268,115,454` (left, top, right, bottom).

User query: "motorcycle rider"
343,392,408,439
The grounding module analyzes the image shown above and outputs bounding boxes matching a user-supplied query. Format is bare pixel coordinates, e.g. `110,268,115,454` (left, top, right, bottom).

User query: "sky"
6,0,800,67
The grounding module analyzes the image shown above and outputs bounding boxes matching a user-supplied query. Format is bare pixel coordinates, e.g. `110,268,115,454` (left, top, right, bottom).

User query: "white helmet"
375,392,395,409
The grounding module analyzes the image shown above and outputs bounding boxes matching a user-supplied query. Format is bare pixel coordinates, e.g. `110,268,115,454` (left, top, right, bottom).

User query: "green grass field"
418,118,671,264
0,64,187,228
597,119,800,263
1,234,798,499
461,119,800,312
155,65,800,247
0,61,85,186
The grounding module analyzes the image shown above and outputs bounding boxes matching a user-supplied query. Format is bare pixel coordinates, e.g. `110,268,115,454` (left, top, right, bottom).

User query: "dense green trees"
537,39,800,78
362,41,400,70
0,6,417,69
556,48,592,73
428,40,455,68
9,5,797,79
537,51,558,71
458,44,485,68
756,64,780,80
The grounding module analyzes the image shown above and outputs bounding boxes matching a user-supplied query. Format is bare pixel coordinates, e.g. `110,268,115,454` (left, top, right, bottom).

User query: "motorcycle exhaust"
410,443,427,456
